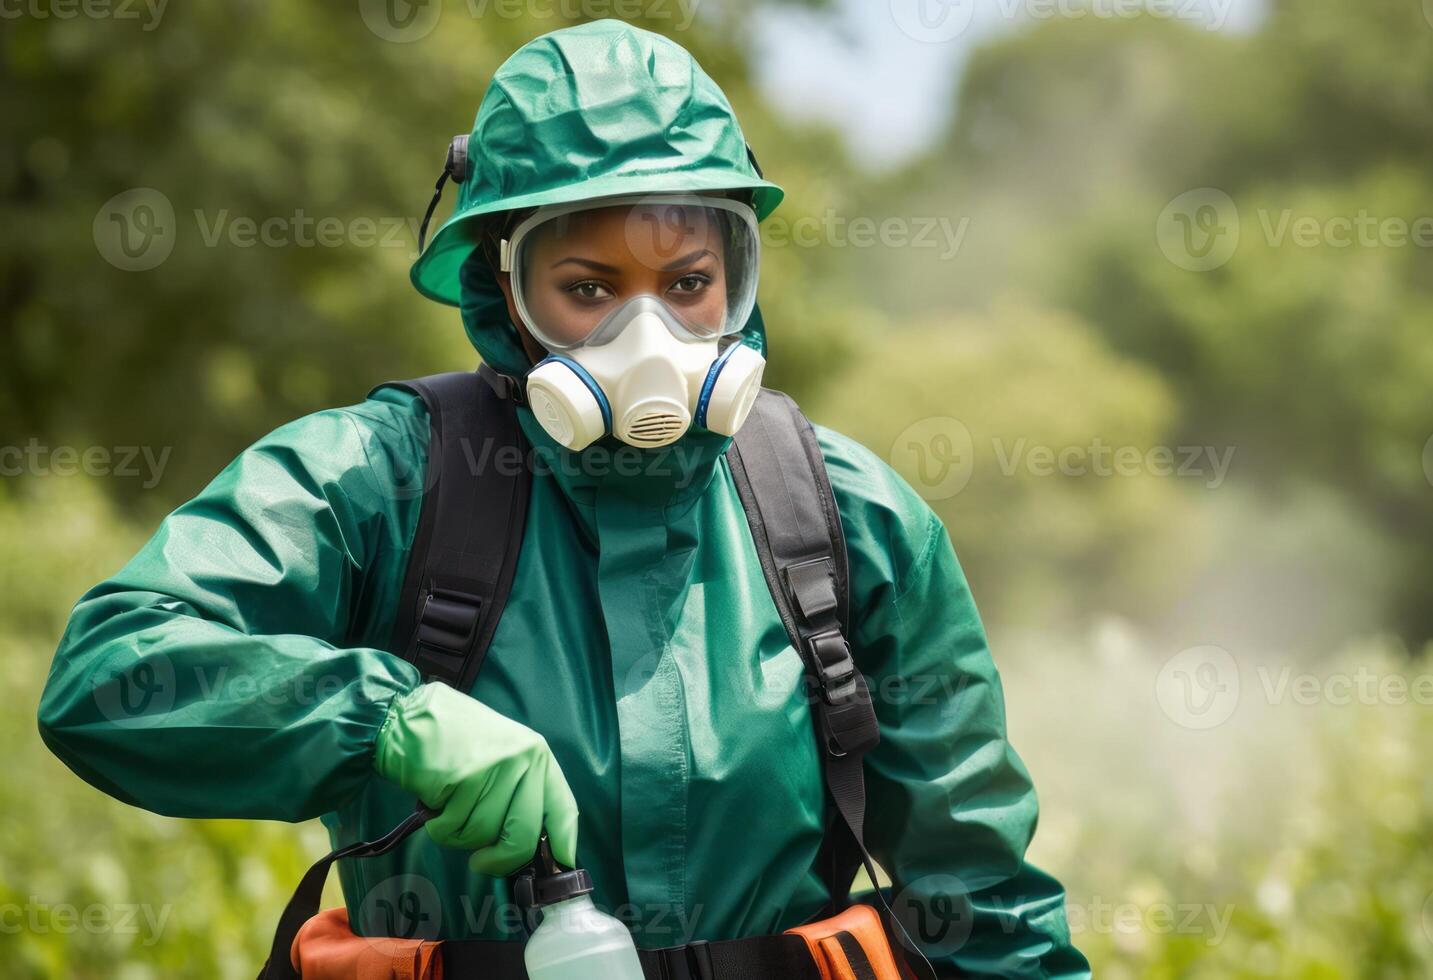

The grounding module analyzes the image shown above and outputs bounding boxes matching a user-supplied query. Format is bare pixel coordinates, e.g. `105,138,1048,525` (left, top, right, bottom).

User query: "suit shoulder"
809,420,945,594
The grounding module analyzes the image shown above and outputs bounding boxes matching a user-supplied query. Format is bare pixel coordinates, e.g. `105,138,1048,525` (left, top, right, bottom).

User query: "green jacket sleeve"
36,390,428,822
818,425,1089,979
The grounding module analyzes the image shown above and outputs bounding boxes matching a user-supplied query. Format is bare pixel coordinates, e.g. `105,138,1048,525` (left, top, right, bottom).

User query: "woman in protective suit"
38,20,1089,979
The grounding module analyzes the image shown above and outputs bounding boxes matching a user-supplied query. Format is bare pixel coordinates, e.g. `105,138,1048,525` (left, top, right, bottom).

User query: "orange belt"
287,902,908,980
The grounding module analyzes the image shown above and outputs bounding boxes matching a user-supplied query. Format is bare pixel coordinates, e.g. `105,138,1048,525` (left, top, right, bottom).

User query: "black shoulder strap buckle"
807,628,856,702
378,369,532,692
725,387,884,911
479,361,528,406
412,585,484,682
780,552,876,755
653,940,714,980
783,556,839,626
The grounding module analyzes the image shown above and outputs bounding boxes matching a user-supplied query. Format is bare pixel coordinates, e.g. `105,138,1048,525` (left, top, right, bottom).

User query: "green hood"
412,19,783,307
439,20,782,541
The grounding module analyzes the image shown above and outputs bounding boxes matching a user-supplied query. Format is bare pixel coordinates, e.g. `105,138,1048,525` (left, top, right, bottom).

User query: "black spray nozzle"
510,829,593,933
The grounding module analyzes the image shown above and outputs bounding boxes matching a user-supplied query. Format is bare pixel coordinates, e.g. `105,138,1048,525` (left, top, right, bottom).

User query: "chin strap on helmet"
417,134,470,253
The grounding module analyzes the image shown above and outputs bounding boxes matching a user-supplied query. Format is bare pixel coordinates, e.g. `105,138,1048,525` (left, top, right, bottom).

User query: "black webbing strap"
832,931,880,980
257,807,437,980
724,389,880,912
377,365,532,691
726,392,937,980
258,808,820,980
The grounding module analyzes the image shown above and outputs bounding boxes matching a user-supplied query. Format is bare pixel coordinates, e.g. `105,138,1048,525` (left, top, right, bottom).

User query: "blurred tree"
847,0,1433,645
806,300,1194,633
0,1,855,511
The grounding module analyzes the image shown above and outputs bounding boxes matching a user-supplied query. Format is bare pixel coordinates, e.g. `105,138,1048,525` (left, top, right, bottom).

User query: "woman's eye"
669,273,711,295
567,280,613,301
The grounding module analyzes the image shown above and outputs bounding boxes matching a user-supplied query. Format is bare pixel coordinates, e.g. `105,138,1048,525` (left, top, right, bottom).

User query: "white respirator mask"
500,194,766,451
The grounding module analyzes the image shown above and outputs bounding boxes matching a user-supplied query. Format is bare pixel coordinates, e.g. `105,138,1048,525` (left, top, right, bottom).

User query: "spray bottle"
512,830,644,980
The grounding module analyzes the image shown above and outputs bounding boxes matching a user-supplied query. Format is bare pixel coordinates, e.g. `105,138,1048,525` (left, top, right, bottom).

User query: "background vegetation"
3,0,1432,976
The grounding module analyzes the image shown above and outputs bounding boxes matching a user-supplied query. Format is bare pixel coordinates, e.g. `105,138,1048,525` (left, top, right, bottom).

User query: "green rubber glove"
374,682,580,875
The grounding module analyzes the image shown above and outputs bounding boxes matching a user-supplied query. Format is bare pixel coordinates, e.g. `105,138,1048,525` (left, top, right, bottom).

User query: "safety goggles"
500,194,760,352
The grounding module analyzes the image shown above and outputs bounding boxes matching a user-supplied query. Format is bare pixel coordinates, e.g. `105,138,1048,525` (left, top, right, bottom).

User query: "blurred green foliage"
4,0,1433,975
847,0,1433,646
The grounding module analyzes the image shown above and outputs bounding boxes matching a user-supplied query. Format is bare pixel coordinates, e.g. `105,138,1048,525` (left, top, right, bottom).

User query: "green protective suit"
38,21,1088,978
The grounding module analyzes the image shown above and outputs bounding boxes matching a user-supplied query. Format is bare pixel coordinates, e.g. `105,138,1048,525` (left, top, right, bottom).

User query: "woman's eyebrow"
659,247,716,272
550,256,622,273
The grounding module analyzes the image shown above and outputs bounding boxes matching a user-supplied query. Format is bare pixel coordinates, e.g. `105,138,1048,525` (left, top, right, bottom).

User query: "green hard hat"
410,19,785,307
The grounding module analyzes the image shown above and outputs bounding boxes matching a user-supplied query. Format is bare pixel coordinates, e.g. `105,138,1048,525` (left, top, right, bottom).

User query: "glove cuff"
373,682,431,785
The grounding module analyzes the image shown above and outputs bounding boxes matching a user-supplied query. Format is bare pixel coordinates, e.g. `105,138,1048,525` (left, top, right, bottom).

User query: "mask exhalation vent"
626,412,687,445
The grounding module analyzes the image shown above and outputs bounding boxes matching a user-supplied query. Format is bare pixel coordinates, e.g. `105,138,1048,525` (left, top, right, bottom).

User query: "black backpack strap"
727,391,937,980
724,389,880,911
374,364,532,690
257,806,437,979
259,804,821,980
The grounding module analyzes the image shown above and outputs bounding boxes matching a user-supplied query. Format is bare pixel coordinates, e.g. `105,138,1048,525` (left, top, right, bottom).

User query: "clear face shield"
498,194,768,452
501,194,761,353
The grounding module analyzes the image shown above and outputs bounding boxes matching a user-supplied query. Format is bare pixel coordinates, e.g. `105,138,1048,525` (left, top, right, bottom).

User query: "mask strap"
417,135,470,253
746,142,764,178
